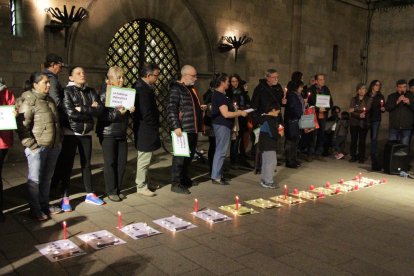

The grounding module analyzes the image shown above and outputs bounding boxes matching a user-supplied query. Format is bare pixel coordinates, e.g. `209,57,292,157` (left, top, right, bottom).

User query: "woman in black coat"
284,81,305,168
349,83,372,163
97,66,134,202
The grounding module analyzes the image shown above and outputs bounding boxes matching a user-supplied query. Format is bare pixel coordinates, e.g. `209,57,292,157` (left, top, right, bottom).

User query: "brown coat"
17,90,62,150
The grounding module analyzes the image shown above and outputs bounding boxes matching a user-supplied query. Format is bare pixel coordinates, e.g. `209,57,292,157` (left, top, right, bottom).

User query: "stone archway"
69,0,213,75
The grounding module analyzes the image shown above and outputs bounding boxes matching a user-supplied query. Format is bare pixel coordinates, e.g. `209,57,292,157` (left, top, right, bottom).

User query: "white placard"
120,222,161,240
253,127,260,145
315,94,331,108
171,131,190,157
192,209,232,224
0,105,17,130
77,230,126,250
153,216,197,232
105,85,135,110
35,240,85,262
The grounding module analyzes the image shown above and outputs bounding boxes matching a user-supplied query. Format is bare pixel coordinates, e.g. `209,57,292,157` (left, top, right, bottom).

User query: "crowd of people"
0,53,414,222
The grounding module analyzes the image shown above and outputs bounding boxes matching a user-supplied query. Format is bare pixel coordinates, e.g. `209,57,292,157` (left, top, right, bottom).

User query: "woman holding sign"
210,73,247,185
96,66,135,202
0,78,15,222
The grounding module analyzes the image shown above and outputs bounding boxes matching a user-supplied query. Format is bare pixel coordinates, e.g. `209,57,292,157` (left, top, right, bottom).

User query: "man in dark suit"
133,63,161,197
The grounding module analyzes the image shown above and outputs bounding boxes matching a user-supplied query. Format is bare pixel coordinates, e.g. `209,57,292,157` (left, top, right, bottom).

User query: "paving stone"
193,232,253,258
136,245,200,275
0,232,38,259
0,259,16,275
379,259,414,276
337,258,394,276
276,251,352,275
232,233,295,259
237,252,305,276
64,259,119,275
112,261,167,275
180,245,245,275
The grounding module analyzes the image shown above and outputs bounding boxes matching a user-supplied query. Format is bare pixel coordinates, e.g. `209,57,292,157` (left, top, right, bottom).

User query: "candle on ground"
117,211,122,229
354,184,359,190
309,185,315,190
194,198,199,212
284,185,288,199
293,188,299,195
339,178,344,184
235,196,239,210
325,181,331,188
63,221,67,240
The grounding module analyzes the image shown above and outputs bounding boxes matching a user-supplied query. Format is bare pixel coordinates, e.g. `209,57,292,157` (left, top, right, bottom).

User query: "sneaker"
260,182,276,189
61,197,72,212
171,185,191,194
48,205,62,215
108,194,122,202
85,193,105,205
137,187,156,197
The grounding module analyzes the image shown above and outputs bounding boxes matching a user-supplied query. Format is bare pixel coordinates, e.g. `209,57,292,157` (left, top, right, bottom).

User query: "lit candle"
284,185,288,199
235,196,239,210
325,181,330,188
117,211,122,229
194,198,199,213
363,107,366,113
380,99,384,107
307,92,311,99
63,221,67,240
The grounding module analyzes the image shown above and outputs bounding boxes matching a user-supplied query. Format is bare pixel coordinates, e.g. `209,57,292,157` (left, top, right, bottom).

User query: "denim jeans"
25,145,61,216
370,121,381,159
211,124,231,180
389,128,412,147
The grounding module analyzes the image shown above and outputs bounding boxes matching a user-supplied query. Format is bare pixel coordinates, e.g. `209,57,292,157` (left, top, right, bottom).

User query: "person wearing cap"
42,53,64,108
385,79,414,147
0,78,15,222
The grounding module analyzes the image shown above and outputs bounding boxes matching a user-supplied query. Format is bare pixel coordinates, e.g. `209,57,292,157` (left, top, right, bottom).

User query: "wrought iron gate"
106,19,180,150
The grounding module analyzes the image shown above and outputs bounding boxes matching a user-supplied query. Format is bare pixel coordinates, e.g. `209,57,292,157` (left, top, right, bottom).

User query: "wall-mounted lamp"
218,35,252,62
45,5,88,47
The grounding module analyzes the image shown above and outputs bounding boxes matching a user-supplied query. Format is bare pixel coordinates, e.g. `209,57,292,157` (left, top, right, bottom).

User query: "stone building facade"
0,0,413,156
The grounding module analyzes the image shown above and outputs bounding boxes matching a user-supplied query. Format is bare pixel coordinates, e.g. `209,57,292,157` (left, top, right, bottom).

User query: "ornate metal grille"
106,20,180,147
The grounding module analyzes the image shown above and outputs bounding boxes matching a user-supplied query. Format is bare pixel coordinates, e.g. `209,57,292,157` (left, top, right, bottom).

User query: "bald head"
180,65,197,86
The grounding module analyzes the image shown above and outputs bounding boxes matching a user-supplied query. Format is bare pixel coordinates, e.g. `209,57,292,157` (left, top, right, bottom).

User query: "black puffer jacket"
63,85,103,134
167,81,202,133
96,83,129,138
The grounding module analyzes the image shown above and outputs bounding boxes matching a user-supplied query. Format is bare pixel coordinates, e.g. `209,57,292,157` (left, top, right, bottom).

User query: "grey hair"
265,69,278,78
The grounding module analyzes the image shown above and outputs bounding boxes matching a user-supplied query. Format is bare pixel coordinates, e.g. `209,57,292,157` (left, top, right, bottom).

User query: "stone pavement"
1,145,414,275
